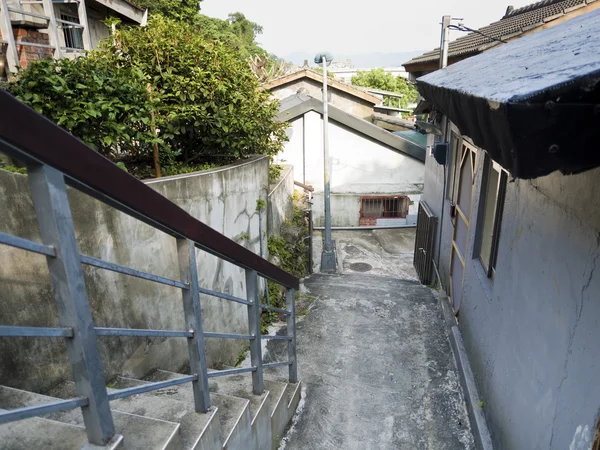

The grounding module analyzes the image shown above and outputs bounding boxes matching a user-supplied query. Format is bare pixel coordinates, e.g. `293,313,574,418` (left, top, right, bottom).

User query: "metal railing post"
286,288,298,383
177,239,210,412
27,164,115,445
245,269,264,394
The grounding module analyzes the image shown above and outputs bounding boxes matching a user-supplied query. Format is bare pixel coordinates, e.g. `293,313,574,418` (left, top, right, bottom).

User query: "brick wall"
0,27,52,69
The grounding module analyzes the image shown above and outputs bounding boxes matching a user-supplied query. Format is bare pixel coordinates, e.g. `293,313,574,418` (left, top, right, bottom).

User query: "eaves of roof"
403,0,599,70
263,69,381,106
92,0,146,24
277,94,425,162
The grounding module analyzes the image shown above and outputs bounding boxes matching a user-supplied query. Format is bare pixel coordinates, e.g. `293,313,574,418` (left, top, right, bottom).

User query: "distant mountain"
283,51,427,68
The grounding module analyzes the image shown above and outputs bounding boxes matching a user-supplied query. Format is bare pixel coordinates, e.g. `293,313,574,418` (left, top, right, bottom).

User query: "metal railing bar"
261,335,292,341
263,361,293,369
0,396,88,425
0,232,57,257
196,286,250,306
14,40,56,49
0,325,73,338
80,254,186,289
259,303,290,315
94,328,193,338
206,367,256,378
55,18,83,27
204,332,255,340
107,375,197,401
7,7,50,20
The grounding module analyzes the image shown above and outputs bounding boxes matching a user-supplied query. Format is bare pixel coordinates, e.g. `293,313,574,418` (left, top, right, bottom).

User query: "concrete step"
144,370,255,450
38,383,181,450
112,376,221,450
0,413,123,450
262,376,301,448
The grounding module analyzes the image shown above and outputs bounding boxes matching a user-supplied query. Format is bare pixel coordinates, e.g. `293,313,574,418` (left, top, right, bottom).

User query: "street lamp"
314,52,336,273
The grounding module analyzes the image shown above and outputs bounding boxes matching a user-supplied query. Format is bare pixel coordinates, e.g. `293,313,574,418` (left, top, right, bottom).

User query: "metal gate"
413,201,438,285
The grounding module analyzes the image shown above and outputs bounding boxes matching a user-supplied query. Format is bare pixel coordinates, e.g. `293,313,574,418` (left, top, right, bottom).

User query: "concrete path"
272,230,475,449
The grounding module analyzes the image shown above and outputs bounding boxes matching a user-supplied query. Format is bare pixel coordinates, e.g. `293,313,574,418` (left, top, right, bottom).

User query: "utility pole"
440,15,451,69
315,52,336,273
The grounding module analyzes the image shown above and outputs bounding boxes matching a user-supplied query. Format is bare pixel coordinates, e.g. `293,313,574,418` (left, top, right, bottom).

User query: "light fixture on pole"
314,51,336,273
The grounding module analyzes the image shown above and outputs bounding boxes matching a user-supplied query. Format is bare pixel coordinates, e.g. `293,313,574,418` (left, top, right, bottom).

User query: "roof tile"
404,0,592,67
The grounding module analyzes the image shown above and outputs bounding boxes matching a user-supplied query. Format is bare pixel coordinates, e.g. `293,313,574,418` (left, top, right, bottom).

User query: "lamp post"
314,52,336,273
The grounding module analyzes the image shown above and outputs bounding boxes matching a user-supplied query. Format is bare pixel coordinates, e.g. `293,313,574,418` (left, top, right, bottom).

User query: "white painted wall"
277,111,424,226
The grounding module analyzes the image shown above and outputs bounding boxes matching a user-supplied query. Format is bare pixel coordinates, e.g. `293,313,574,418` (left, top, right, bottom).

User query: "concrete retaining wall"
267,165,294,236
0,156,269,393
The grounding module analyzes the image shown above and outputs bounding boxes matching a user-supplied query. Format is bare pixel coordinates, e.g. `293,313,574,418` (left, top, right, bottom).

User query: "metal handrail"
0,91,298,290
0,91,299,446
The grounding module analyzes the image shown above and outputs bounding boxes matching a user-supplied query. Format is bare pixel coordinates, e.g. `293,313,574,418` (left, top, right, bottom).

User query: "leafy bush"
351,68,419,109
6,15,288,178
104,15,288,166
7,53,159,162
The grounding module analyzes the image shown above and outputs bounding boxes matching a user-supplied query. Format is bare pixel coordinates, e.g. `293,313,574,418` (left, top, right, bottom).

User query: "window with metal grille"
360,196,409,219
61,13,84,50
475,154,507,278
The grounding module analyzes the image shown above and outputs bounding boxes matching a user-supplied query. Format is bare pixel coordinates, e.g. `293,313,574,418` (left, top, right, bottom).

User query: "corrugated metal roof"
404,0,595,68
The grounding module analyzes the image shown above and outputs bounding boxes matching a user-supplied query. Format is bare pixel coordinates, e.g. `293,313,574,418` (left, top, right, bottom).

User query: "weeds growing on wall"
260,201,310,333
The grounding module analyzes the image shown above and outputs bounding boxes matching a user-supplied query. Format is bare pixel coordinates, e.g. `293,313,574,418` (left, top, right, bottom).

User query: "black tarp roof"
417,8,600,179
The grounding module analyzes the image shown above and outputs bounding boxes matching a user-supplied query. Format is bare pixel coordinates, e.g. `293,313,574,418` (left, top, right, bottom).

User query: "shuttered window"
476,155,507,278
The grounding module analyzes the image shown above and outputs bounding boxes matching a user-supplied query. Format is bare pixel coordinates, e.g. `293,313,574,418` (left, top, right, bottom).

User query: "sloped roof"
417,8,600,178
404,0,598,70
263,69,381,105
277,94,425,162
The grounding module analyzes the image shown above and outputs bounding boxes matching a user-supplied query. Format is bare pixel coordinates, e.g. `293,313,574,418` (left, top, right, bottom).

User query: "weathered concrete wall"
311,192,422,227
267,165,294,236
270,79,374,119
277,111,424,227
425,135,600,449
0,156,269,393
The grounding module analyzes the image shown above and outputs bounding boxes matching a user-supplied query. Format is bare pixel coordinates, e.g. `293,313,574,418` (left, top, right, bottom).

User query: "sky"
200,0,536,61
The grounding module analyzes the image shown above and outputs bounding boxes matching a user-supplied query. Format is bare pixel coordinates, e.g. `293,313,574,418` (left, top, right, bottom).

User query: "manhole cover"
349,262,372,272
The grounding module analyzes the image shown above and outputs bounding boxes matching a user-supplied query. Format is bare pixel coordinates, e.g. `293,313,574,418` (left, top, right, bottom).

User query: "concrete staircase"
0,371,300,450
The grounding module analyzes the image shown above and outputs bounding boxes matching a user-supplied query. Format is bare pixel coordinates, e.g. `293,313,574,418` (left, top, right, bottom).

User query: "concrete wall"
267,165,294,236
425,132,600,449
270,79,374,119
0,156,269,393
277,111,424,227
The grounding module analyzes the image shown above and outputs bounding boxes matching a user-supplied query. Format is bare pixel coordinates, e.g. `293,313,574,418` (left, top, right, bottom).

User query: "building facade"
415,9,600,449
277,93,425,228
0,0,145,75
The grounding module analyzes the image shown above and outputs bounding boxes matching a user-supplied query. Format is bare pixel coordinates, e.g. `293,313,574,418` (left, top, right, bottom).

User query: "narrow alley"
266,230,475,449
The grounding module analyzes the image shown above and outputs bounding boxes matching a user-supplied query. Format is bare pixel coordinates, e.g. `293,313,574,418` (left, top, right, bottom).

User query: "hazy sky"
200,0,535,58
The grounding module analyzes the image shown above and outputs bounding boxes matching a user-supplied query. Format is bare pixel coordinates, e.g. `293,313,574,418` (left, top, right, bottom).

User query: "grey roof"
404,0,597,68
277,94,425,162
417,8,600,103
416,9,600,178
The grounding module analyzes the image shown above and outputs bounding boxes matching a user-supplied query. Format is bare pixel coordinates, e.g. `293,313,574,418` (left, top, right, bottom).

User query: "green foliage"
7,54,159,163
256,198,267,211
132,0,201,22
194,13,268,61
351,68,419,109
107,16,287,166
269,164,283,183
6,15,287,178
0,163,26,174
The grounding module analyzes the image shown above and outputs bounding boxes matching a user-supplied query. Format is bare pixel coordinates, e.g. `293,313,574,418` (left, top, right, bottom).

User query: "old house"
403,0,600,80
0,0,146,75
414,8,600,449
276,93,425,228
264,68,381,119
